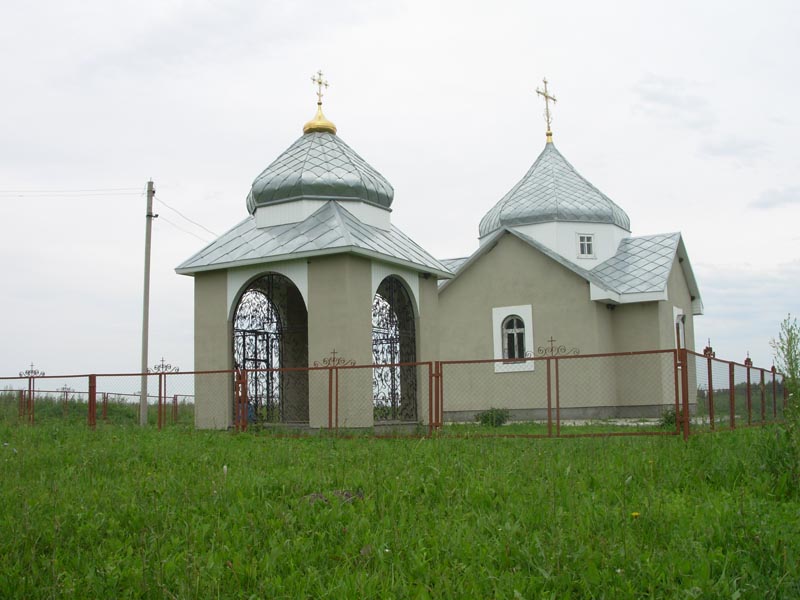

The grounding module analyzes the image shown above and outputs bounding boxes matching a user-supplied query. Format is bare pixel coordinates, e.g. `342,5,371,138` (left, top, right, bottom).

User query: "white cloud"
749,186,800,209
632,74,717,130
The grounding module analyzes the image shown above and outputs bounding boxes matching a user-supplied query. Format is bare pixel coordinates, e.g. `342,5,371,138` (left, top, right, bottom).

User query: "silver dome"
247,131,394,214
479,142,630,237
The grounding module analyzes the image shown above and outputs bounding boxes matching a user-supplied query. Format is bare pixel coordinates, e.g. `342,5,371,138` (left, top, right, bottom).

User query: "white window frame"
492,305,534,373
577,233,595,258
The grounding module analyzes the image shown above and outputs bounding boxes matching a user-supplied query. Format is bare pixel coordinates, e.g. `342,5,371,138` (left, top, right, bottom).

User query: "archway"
372,276,417,422
232,273,308,424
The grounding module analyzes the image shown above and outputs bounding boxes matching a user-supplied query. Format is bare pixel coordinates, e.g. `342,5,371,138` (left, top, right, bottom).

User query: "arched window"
503,315,526,360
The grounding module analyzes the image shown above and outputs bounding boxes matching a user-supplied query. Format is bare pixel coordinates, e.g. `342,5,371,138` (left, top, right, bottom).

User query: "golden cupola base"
303,103,337,135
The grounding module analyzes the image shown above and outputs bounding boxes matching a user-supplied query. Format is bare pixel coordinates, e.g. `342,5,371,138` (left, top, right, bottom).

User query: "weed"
475,407,510,427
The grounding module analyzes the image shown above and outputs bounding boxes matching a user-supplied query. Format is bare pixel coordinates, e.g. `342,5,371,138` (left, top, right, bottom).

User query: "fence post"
728,362,735,430
334,367,339,432
437,362,444,429
554,357,561,437
88,375,97,429
673,350,681,435
172,394,178,424
157,373,164,430
772,367,777,419
746,366,752,425
707,355,714,430
427,362,434,435
327,368,333,430
546,358,552,438
241,369,249,432
102,392,108,421
18,390,24,421
28,377,34,425
760,369,766,423
680,348,691,440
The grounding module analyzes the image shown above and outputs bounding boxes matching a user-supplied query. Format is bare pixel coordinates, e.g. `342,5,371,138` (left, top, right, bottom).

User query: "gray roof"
591,233,681,294
440,257,469,272
439,227,608,292
440,229,701,314
479,141,631,237
176,201,451,277
246,131,394,213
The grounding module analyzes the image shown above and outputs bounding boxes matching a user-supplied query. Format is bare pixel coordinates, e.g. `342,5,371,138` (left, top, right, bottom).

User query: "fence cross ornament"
19,362,45,378
149,357,180,374
313,349,356,368
536,336,580,357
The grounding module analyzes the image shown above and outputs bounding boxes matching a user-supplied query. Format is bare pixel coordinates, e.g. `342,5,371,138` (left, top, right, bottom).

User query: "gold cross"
536,77,557,140
311,70,329,105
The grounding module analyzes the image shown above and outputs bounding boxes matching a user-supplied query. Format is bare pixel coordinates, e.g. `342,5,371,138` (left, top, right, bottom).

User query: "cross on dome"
311,69,329,105
303,69,337,134
536,77,557,142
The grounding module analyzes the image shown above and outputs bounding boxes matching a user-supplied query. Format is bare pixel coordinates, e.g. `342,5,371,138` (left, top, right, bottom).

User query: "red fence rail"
0,349,787,438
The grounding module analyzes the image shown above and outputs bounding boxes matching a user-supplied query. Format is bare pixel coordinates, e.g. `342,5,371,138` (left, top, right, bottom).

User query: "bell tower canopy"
246,70,394,215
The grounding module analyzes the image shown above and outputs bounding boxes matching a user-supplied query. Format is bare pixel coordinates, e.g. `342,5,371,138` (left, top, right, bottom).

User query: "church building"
176,74,702,429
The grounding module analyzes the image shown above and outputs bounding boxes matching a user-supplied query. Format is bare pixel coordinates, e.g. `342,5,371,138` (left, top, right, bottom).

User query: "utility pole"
140,180,156,426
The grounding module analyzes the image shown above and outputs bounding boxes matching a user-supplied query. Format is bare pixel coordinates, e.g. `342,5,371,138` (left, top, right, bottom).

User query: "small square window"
578,234,594,257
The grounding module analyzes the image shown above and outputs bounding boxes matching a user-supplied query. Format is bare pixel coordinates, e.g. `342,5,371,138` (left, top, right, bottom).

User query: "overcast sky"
1,0,798,377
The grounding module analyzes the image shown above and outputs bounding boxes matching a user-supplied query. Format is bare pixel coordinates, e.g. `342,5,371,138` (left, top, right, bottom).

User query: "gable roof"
589,233,703,314
176,201,451,278
592,233,681,294
440,228,703,314
439,227,608,292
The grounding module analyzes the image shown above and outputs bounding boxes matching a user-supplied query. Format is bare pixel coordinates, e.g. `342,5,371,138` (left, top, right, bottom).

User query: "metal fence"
686,350,785,432
0,349,787,438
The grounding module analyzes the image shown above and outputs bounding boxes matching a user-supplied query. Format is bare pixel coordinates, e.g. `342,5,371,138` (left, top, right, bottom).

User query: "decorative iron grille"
372,276,417,422
233,288,282,422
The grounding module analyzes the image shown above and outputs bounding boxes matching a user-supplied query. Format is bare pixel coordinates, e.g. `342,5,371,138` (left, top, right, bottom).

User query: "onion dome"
246,105,393,213
479,141,630,237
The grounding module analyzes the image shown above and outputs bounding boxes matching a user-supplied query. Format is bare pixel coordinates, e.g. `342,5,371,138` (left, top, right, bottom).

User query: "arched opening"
232,273,308,424
372,276,417,422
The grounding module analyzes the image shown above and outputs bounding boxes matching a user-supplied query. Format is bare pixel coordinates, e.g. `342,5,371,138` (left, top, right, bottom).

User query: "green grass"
0,420,798,598
1,392,194,427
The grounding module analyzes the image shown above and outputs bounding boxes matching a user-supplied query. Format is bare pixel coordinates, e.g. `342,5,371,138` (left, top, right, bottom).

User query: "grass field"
0,416,798,598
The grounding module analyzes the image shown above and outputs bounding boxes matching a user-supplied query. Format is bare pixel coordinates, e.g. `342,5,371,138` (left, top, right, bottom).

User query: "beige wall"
415,275,439,424
438,233,619,414
193,270,233,429
436,234,699,418
439,234,615,360
190,254,440,431
612,303,661,352
307,254,373,428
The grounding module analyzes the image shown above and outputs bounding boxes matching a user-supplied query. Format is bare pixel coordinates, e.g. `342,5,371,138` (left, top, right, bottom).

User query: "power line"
158,215,213,244
154,195,218,237
0,191,142,197
0,187,141,193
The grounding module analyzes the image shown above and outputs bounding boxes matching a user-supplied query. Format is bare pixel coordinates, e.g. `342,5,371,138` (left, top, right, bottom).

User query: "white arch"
227,260,308,319
370,262,420,318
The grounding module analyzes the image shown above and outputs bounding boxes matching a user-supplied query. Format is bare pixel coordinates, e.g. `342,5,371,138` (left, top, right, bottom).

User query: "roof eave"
175,245,452,280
